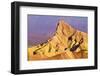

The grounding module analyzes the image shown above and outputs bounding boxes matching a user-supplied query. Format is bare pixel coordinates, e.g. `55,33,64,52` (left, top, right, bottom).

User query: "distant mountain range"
28,20,88,61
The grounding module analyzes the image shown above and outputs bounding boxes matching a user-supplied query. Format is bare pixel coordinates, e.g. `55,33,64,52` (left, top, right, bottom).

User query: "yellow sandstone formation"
28,20,88,61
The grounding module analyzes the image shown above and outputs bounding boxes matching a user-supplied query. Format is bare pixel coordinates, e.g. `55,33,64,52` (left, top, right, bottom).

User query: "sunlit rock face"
28,20,88,61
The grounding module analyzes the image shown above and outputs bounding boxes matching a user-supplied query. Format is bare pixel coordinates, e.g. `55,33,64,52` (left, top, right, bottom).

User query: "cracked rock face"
28,20,88,61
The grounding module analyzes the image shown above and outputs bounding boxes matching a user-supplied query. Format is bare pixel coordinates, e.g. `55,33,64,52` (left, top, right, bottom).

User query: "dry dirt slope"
28,20,88,61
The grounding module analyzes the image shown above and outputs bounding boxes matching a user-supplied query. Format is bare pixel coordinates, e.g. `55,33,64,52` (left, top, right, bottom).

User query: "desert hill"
28,20,88,61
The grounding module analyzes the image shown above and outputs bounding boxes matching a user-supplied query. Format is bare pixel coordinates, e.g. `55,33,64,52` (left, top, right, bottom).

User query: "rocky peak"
55,19,76,38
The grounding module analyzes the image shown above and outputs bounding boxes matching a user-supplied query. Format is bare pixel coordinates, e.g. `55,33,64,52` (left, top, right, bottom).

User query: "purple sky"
28,15,88,47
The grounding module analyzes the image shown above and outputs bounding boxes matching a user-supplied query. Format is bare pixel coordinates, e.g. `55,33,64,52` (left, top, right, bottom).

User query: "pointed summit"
57,19,71,28
58,19,65,25
56,19,75,37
